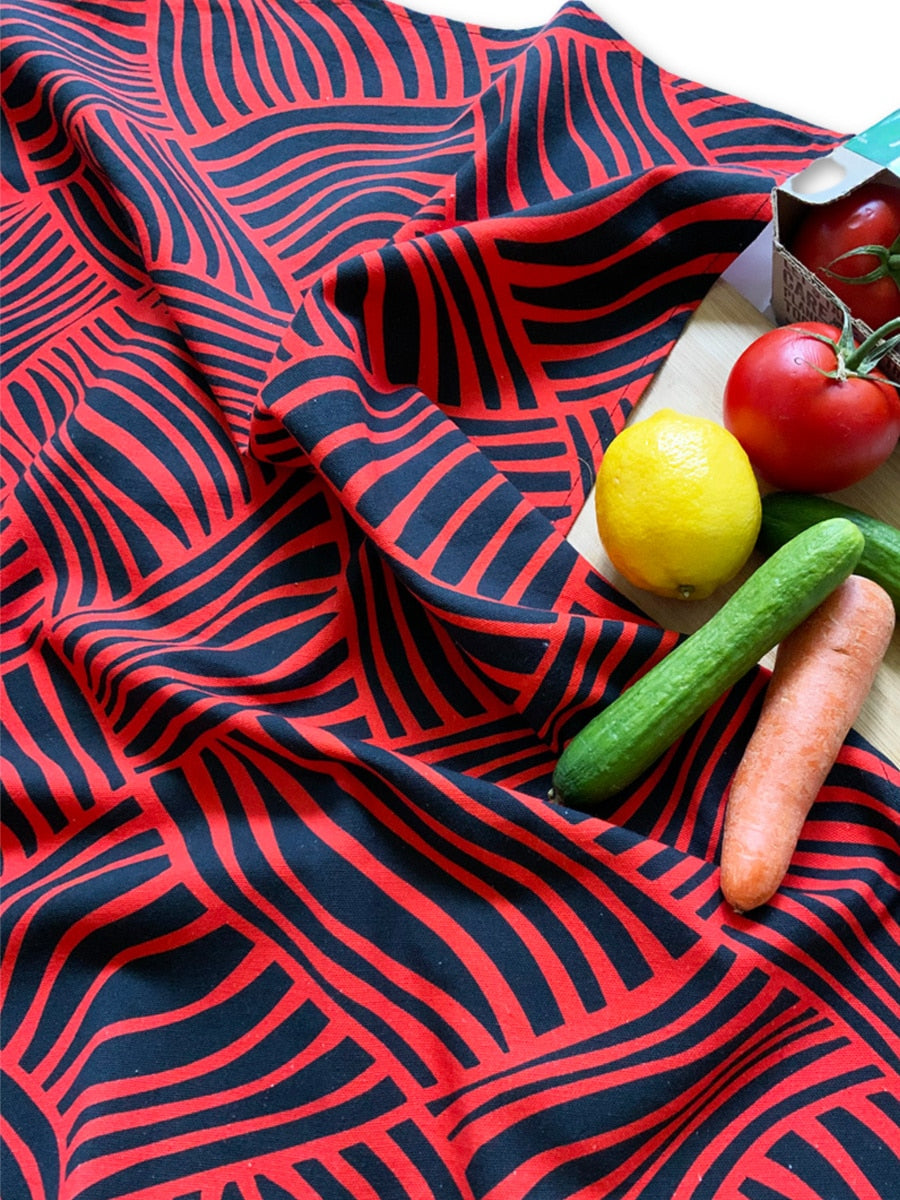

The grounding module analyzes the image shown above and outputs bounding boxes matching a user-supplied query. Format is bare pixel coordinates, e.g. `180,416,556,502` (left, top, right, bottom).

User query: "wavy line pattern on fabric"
3,2,898,1198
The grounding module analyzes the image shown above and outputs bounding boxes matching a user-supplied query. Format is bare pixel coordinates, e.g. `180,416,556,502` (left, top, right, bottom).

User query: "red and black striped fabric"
3,2,899,1197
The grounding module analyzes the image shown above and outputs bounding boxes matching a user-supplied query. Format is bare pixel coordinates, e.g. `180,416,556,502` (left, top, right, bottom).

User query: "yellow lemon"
595,408,761,600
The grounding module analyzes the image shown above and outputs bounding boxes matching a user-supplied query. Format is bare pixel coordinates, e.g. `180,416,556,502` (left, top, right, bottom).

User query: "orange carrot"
720,574,895,912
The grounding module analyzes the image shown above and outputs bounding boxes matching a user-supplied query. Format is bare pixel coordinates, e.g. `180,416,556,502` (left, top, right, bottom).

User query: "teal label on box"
845,109,900,173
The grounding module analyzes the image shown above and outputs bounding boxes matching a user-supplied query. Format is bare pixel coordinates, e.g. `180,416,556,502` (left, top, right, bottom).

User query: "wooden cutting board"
568,278,900,765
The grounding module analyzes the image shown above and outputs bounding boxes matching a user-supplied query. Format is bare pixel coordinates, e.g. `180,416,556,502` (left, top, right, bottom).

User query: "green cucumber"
551,517,864,811
759,491,900,612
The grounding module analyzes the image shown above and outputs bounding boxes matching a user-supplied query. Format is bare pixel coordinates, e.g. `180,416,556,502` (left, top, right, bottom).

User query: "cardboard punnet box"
771,109,900,383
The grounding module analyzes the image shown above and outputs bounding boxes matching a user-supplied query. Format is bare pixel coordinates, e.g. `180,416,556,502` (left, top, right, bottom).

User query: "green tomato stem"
801,311,900,385
822,233,900,289
848,315,900,375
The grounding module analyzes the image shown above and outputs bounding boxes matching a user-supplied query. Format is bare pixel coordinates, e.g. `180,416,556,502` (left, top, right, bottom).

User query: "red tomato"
790,181,900,331
723,321,900,492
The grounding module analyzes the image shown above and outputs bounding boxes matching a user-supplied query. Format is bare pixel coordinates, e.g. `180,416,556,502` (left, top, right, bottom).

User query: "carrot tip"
725,886,776,912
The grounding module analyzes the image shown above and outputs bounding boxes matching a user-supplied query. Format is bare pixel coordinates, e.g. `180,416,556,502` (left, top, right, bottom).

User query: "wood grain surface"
568,279,900,764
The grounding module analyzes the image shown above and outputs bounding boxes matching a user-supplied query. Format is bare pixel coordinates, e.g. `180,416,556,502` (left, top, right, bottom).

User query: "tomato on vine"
723,312,900,493
790,181,900,331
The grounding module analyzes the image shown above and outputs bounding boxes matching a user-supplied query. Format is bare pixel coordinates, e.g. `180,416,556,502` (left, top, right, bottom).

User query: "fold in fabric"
2,2,898,1198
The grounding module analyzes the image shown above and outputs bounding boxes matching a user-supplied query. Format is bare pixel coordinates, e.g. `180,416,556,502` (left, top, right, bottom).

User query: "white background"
398,0,898,137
